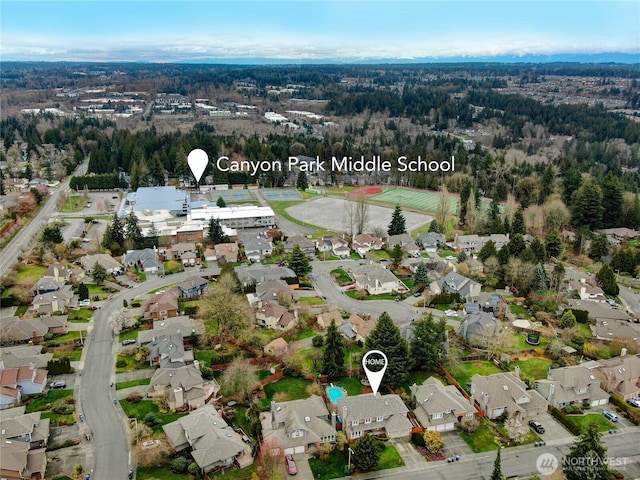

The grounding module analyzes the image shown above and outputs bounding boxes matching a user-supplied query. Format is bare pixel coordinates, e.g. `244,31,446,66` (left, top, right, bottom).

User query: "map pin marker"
362,350,388,396
187,149,209,184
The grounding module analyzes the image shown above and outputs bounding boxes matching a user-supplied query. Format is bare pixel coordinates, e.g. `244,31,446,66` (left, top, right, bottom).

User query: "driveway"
531,411,574,442
293,453,315,480
440,430,473,459
391,438,426,469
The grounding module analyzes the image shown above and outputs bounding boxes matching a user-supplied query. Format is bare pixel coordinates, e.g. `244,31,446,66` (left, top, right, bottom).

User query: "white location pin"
362,350,388,396
187,149,209,184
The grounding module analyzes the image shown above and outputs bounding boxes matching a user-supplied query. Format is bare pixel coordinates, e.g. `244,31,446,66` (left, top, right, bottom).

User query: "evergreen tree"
508,234,526,257
365,312,410,388
391,244,403,266
589,233,610,260
572,178,604,230
125,213,144,249
410,314,447,370
413,262,430,285
511,208,525,235
216,196,226,208
530,237,547,263
535,263,547,291
611,248,636,274
110,214,125,246
429,219,439,233
490,448,502,480
41,225,64,245
457,250,467,263
560,310,577,329
596,264,619,296
92,261,107,286
296,171,308,190
550,263,565,292
562,167,583,205
459,180,471,224
207,217,224,245
387,205,407,236
146,222,159,248
478,240,497,262
288,244,312,278
322,319,345,378
545,230,562,258
352,433,384,472
564,422,609,480
601,173,623,228
519,247,536,264
77,283,89,301
0,169,4,195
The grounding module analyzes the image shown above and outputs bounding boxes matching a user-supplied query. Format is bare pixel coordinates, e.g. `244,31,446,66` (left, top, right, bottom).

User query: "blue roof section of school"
131,186,190,213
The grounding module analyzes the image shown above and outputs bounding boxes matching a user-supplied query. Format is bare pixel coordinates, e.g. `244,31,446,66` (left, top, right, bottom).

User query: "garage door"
284,448,294,455
294,446,305,454
591,399,608,406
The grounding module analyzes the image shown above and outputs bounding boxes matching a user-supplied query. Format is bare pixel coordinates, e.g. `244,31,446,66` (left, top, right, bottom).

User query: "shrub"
143,413,160,427
411,432,426,447
171,457,187,473
550,407,581,435
187,462,200,476
184,305,199,316
460,415,480,434
564,405,582,414
126,392,142,404
116,359,127,368
312,335,324,347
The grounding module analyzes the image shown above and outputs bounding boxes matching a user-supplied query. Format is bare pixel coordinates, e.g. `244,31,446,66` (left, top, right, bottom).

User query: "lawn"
371,250,390,260
402,278,415,289
289,327,316,342
506,333,549,353
566,414,618,433
378,445,405,470
261,377,313,408
296,296,327,306
53,350,82,361
447,361,504,393
215,465,257,480
15,264,47,284
293,347,322,375
331,268,351,283
119,400,187,432
340,376,366,396
14,305,29,316
119,326,150,342
25,389,76,425
509,304,530,317
511,358,552,380
62,195,88,212
233,407,253,438
67,308,94,322
46,331,86,346
87,284,111,295
309,449,347,480
440,249,457,258
345,290,396,301
116,355,149,374
496,424,541,445
115,378,152,390
575,322,593,338
398,371,435,394
137,466,195,480
459,421,500,452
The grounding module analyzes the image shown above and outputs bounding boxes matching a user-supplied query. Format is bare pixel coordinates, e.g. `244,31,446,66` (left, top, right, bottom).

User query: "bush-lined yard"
447,361,504,392
459,421,500,452
119,400,187,432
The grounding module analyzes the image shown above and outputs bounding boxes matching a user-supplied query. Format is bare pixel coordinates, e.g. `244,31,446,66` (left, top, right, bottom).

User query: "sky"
1,1,639,62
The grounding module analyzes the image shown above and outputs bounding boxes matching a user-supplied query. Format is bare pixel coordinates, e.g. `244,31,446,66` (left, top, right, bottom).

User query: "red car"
285,454,297,475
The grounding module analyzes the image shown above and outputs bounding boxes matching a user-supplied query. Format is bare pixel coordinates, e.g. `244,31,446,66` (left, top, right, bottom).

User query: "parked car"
528,420,545,434
49,381,66,389
122,339,136,346
602,410,618,422
285,454,297,475
128,470,134,480
445,309,458,317
79,299,91,307
627,398,640,408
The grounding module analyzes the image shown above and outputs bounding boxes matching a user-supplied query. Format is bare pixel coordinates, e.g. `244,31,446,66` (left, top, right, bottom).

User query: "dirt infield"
285,196,432,233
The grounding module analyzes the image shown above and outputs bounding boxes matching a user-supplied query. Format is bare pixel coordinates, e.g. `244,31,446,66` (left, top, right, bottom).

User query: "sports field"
207,190,254,202
370,188,459,214
261,189,303,201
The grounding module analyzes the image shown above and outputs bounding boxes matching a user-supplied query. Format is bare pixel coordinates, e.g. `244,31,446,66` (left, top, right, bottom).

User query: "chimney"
342,405,347,419
331,412,336,429
514,365,521,378
549,383,555,403
54,266,60,281
482,392,489,408
469,395,474,407
174,387,184,408
193,360,200,370
270,400,276,412
621,348,627,357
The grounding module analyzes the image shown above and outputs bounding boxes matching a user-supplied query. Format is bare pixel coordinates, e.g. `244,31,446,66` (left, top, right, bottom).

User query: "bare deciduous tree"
219,358,259,403
109,308,136,334
504,413,529,444
354,193,370,235
436,183,451,233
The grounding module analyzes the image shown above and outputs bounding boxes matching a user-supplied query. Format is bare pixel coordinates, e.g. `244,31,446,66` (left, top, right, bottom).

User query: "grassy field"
53,350,82,361
378,445,405,470
87,284,111,295
507,333,549,353
371,188,458,214
62,195,88,212
116,355,149,374
137,466,194,480
340,376,366,396
261,377,313,408
116,378,152,390
309,449,347,480
119,400,187,432
511,358,552,380
331,268,352,283
289,327,316,342
25,389,76,424
119,326,149,342
566,414,617,433
509,304,530,317
296,296,327,306
345,290,396,301
447,361,504,392
459,421,500,452
67,308,94,322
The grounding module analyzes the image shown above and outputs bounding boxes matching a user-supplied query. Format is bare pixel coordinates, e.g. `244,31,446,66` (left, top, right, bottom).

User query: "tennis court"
370,188,459,214
207,190,254,202
261,189,303,201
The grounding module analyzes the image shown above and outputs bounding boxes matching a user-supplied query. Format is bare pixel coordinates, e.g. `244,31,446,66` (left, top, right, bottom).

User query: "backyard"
446,361,504,393
24,389,76,425
510,357,552,380
261,376,314,408
119,400,187,432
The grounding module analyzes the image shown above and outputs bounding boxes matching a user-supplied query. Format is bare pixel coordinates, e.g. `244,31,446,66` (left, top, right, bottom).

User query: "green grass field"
119,400,187,432
566,414,617,433
296,296,328,306
511,358,552,380
309,449,347,480
447,361,504,392
116,378,151,390
370,187,497,215
62,195,88,212
67,308,94,322
459,421,500,452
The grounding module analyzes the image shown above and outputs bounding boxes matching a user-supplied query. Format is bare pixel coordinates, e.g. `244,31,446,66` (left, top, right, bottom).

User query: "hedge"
550,407,581,435
609,393,640,425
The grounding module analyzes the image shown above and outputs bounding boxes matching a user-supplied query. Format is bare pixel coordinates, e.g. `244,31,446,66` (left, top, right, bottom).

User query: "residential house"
144,290,179,320
0,386,21,411
260,395,337,454
256,301,297,331
214,243,239,263
387,233,413,248
170,243,197,259
593,319,640,347
180,251,198,267
470,371,549,420
594,354,640,400
41,264,72,283
0,317,50,345
455,234,509,253
569,279,606,302
234,265,296,288
0,439,47,480
340,314,375,343
599,227,640,243
284,236,315,256
0,346,52,370
242,236,273,262
264,338,289,356
137,316,197,345
459,311,500,347
410,377,476,432
316,311,343,329
31,289,74,315
203,248,217,262
0,365,47,399
416,232,445,253
431,271,481,300
80,253,123,275
535,364,609,408
316,236,349,258
176,276,208,299
0,407,50,449
352,234,383,257
478,293,506,317
147,333,193,369
122,248,160,274
147,363,219,411
163,405,253,473
254,279,292,305
337,393,412,440
350,264,405,295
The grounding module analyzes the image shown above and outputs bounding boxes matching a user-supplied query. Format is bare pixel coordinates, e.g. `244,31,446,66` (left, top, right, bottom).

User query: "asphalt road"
79,270,200,480
0,161,86,278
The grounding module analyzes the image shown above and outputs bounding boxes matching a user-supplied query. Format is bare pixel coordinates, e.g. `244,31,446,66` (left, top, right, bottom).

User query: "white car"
445,309,458,317
79,299,91,307
445,255,455,260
